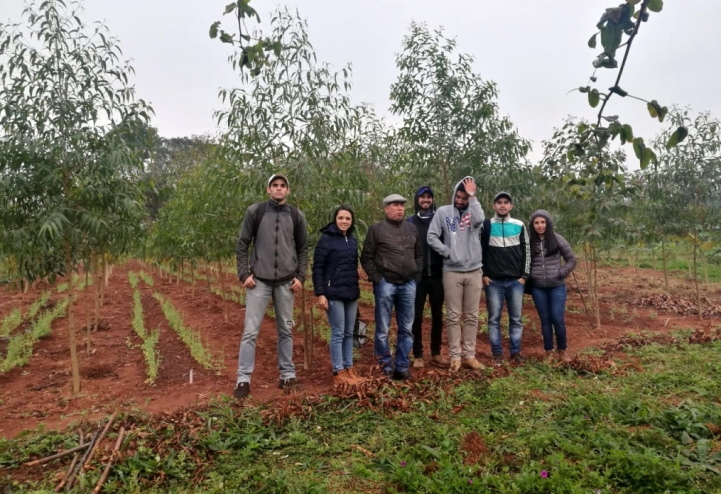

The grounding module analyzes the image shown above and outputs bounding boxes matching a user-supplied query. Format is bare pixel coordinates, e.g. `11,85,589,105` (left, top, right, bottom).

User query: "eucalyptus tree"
215,8,375,240
0,0,152,392
389,22,529,203
539,119,638,330
653,111,721,315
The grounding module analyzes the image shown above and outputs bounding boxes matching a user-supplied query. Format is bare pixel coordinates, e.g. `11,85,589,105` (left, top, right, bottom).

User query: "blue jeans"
486,279,525,355
236,279,296,384
327,299,358,373
531,284,568,351
373,278,415,372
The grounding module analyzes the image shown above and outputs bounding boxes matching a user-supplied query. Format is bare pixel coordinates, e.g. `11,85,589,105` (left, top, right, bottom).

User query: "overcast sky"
4,0,721,163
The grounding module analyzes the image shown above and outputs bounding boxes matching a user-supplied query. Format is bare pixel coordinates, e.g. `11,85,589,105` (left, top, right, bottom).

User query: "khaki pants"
443,269,483,360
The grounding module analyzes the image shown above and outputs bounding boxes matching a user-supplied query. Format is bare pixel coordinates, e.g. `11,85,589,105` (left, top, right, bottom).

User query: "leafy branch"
209,0,282,75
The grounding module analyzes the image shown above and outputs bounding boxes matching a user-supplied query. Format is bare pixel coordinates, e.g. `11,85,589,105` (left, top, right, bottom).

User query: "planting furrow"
0,299,68,373
153,293,221,371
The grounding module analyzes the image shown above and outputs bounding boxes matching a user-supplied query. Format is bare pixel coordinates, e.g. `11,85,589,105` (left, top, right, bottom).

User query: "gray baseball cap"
383,194,408,206
493,191,513,203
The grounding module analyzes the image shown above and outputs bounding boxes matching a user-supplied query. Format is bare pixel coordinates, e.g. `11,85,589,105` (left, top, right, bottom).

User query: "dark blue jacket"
312,222,360,301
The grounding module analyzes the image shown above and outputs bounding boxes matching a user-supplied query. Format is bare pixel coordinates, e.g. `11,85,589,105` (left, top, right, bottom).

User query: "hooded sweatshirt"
528,210,577,288
407,185,444,278
427,177,485,273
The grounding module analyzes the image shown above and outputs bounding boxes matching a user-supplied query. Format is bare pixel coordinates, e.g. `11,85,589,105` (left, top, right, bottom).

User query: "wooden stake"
83,410,118,468
24,443,88,467
92,427,125,494
54,431,84,492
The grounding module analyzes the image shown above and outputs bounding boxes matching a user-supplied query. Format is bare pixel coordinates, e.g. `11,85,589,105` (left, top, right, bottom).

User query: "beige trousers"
443,269,483,360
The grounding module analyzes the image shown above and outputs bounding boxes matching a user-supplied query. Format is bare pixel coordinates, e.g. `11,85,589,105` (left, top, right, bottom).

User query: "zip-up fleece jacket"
528,210,577,288
312,222,360,301
427,177,485,273
236,199,309,284
360,217,422,285
407,185,444,279
481,216,530,280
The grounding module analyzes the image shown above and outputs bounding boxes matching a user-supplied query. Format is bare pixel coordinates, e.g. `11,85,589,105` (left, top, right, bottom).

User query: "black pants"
412,276,444,357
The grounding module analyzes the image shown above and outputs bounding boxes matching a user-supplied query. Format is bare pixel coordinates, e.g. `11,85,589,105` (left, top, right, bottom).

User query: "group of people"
232,173,576,399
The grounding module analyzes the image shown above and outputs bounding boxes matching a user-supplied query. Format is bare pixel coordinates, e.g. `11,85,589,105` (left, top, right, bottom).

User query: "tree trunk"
65,238,80,393
309,305,315,366
693,233,701,319
204,259,212,304
100,256,106,307
302,283,310,370
218,260,228,322
93,255,100,331
190,262,195,298
661,237,669,293
592,246,601,331
85,265,91,353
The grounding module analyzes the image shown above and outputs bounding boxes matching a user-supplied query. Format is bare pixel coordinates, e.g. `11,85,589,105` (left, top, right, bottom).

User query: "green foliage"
0,299,68,373
129,282,160,384
128,271,140,290
153,293,220,371
389,22,530,203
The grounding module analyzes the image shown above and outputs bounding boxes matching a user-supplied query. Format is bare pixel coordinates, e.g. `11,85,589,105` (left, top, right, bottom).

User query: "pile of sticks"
23,411,125,493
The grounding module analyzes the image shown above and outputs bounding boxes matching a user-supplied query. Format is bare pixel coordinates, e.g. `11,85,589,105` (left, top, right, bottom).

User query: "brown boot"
449,359,461,373
346,367,364,385
557,349,571,363
333,370,352,386
430,355,450,368
544,350,555,364
462,358,485,370
413,358,425,369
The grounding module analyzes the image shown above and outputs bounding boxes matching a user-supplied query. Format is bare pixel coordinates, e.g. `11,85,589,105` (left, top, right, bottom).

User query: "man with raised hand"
408,186,448,369
234,173,308,399
480,192,530,366
360,194,422,381
427,177,485,373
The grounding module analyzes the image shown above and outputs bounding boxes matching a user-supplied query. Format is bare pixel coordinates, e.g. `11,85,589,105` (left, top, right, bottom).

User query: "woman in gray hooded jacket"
528,210,576,362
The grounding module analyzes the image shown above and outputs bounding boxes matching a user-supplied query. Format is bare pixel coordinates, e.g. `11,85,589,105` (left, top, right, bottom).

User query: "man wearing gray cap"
360,194,423,380
233,173,308,399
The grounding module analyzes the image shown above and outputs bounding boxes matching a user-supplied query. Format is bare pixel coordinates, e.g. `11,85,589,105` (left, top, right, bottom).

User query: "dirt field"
1,261,718,438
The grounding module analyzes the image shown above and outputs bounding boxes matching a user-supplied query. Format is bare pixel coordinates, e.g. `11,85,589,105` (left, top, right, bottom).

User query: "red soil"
0,262,717,438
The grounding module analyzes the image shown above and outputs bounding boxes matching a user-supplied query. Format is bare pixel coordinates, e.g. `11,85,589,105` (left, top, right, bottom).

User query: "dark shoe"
492,354,503,366
233,382,250,399
392,369,410,381
279,377,298,390
510,353,524,364
381,367,394,378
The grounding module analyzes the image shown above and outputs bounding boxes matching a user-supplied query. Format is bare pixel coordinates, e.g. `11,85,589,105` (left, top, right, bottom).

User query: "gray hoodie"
427,177,485,272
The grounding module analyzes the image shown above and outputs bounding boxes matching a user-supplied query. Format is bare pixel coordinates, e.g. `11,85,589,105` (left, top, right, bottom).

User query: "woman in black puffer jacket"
528,210,577,363
312,205,362,385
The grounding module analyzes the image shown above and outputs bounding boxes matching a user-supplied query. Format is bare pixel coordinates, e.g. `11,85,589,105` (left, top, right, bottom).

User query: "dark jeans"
412,276,444,358
531,284,568,351
373,278,416,372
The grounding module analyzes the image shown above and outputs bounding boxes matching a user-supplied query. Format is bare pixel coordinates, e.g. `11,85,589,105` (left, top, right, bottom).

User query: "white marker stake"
189,369,194,384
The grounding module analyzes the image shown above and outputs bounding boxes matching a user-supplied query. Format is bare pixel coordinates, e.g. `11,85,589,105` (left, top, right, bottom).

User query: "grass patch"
130,287,160,384
153,292,221,372
5,341,721,492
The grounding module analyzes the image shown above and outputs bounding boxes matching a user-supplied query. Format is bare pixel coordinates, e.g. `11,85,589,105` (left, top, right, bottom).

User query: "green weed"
0,309,22,338
139,270,154,287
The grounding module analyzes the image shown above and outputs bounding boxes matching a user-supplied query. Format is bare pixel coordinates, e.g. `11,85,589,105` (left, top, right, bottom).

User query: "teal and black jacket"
480,216,530,280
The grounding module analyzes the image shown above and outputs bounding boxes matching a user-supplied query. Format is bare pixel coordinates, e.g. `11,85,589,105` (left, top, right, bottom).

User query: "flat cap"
383,194,408,206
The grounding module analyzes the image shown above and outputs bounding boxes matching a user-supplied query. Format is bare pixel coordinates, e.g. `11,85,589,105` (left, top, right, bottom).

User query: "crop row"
0,299,68,373
128,271,160,384
153,293,221,371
